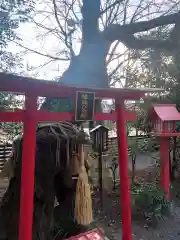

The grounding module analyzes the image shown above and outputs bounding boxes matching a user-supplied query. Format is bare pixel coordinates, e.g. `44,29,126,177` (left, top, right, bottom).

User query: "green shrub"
131,183,171,224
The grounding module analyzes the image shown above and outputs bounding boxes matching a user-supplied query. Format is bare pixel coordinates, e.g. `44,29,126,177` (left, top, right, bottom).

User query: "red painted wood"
150,104,180,121
0,73,145,99
95,111,136,121
162,121,165,132
65,229,104,240
151,132,180,137
115,100,132,240
19,94,37,240
0,110,136,122
38,111,73,122
160,137,170,200
0,111,24,122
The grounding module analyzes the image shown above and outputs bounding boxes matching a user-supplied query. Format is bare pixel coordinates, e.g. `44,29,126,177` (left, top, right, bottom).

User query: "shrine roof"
153,104,180,121
89,125,109,133
0,73,163,100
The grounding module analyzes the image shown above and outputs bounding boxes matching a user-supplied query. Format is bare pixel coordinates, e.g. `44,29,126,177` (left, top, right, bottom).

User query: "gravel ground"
93,186,180,240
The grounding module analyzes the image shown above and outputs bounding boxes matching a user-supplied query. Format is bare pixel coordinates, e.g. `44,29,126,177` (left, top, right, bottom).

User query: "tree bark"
59,0,109,88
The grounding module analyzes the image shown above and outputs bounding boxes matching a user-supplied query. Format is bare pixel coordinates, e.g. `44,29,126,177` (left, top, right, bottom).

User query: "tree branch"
100,0,124,15
122,36,174,50
12,40,69,61
52,0,72,49
107,41,120,65
104,12,180,42
109,61,124,78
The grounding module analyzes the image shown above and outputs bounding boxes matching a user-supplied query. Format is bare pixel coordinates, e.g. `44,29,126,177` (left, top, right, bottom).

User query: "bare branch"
100,0,124,15
52,0,69,44
129,12,180,34
12,40,69,61
109,61,124,78
130,0,145,23
64,0,81,26
104,12,180,42
103,11,180,50
106,41,120,64
122,36,174,50
29,16,64,40
108,1,122,25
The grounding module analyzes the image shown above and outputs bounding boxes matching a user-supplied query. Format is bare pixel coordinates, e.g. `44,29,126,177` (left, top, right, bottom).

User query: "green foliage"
124,28,180,134
51,216,97,239
0,93,23,142
0,0,34,45
0,122,22,142
0,51,23,73
41,97,74,112
0,0,34,72
109,157,118,190
128,136,154,154
51,217,81,239
132,183,171,224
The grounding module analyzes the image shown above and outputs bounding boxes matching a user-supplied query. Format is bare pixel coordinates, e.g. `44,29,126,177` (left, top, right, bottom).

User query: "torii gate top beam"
0,73,162,100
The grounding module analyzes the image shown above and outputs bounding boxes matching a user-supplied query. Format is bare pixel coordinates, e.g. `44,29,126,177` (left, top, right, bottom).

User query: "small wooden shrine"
149,104,180,136
149,104,180,199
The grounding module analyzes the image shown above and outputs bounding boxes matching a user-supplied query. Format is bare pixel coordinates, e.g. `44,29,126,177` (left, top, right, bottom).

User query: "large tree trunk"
42,38,110,111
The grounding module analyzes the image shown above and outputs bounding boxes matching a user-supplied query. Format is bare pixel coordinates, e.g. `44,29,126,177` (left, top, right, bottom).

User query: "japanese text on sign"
80,94,88,119
75,91,95,121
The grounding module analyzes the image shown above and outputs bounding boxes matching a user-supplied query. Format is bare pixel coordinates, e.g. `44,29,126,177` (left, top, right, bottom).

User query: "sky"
8,0,81,80
9,23,68,80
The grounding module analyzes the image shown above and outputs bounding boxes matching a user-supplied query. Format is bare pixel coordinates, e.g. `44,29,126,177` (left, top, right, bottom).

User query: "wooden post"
98,145,103,211
160,137,170,199
115,100,132,240
19,94,37,240
3,144,6,167
171,136,177,181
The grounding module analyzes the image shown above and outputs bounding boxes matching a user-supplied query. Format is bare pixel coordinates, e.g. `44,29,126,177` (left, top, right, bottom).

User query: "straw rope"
74,144,93,225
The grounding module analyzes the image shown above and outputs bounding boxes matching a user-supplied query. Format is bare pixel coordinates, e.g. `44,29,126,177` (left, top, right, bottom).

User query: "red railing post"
19,94,37,240
160,137,170,199
115,99,132,240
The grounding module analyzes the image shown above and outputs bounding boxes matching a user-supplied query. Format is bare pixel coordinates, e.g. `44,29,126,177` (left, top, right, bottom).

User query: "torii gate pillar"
116,99,132,240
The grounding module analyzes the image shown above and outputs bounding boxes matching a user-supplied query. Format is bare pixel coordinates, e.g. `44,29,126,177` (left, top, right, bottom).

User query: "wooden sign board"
75,91,95,121
65,229,105,240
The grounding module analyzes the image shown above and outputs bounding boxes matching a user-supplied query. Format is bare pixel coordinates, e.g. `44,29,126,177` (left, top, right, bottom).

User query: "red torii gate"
0,73,162,240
